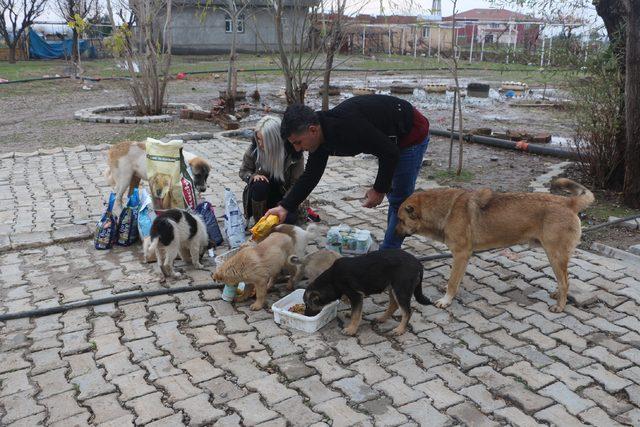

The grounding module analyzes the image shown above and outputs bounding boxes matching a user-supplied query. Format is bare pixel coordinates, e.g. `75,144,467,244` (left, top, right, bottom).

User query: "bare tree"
105,0,173,115
496,0,640,207
271,0,319,104
199,0,248,111
0,0,47,63
443,0,464,175
56,0,98,73
320,0,346,110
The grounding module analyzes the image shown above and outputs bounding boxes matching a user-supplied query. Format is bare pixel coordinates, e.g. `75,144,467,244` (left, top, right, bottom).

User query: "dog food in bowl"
289,303,306,315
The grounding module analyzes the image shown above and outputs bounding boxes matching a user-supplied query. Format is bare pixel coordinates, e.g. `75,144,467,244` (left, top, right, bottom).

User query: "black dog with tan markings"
303,249,431,336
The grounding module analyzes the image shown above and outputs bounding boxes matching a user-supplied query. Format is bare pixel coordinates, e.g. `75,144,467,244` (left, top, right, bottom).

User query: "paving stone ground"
1,133,639,426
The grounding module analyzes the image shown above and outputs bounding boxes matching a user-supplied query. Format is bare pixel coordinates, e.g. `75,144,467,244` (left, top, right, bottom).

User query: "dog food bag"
95,192,118,250
250,214,280,241
137,189,155,239
195,200,224,248
180,151,198,211
223,188,246,248
145,138,186,211
116,188,140,246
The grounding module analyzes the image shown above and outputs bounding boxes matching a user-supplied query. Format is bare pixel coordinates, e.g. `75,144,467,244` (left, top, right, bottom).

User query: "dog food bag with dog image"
223,188,246,248
195,200,224,248
95,192,118,250
145,138,187,211
116,188,140,246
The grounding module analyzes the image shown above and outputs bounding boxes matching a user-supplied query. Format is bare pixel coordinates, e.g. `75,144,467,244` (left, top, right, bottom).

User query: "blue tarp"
28,28,92,59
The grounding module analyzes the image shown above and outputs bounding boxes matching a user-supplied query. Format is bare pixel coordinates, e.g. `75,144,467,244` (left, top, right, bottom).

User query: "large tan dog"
396,178,594,312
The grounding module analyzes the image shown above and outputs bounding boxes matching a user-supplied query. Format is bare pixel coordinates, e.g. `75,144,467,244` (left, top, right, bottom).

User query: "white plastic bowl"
272,289,338,333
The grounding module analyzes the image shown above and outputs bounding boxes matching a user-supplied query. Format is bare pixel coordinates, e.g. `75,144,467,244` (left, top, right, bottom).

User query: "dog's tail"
551,178,594,213
413,269,431,306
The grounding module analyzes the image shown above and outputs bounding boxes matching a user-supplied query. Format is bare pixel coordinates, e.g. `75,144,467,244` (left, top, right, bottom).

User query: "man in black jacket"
265,94,430,249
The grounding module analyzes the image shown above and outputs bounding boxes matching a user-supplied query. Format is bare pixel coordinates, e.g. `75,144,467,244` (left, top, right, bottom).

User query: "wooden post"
469,23,475,63
388,25,391,56
506,23,513,64
413,26,417,57
437,29,441,62
362,25,366,55
547,36,552,66
540,37,545,67
428,26,432,56
480,33,485,62
401,27,405,55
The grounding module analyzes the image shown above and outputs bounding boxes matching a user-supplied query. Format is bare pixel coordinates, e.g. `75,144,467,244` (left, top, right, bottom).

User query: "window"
423,26,430,38
490,23,500,28
484,34,494,43
225,13,244,33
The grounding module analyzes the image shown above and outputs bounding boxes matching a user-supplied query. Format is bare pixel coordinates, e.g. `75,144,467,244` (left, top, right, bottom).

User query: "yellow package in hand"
250,215,280,241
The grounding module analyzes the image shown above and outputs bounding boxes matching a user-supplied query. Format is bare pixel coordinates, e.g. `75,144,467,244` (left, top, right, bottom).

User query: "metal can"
222,284,237,302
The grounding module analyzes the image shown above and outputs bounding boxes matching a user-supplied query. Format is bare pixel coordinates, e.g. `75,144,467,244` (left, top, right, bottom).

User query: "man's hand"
362,188,385,208
252,174,269,183
264,205,288,223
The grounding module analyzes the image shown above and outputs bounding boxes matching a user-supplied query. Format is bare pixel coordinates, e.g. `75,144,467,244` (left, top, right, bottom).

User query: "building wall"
169,6,305,54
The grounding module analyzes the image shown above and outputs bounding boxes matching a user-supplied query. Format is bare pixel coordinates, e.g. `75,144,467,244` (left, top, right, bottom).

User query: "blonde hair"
255,115,286,182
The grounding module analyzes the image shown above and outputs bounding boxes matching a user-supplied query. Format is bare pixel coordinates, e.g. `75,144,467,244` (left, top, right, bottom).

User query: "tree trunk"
321,46,335,111
8,44,17,63
623,0,640,207
72,28,79,62
595,0,627,189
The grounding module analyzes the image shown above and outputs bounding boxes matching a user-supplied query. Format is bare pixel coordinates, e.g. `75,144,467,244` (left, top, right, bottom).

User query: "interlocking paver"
1,138,639,425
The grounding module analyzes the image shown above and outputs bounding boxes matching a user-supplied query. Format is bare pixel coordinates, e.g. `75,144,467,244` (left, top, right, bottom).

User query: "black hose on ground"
0,283,224,322
429,128,580,160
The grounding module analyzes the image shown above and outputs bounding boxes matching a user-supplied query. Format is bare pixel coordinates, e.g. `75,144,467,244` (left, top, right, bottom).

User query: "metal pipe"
430,128,579,160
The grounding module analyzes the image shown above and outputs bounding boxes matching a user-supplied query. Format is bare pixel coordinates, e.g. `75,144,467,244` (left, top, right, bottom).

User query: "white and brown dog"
148,209,209,282
104,140,211,211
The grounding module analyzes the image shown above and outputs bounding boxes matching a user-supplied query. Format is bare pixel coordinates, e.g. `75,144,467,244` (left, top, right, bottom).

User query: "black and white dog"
148,209,209,281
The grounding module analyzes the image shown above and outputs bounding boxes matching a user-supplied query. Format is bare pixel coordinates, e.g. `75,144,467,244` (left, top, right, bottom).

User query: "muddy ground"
1,70,637,251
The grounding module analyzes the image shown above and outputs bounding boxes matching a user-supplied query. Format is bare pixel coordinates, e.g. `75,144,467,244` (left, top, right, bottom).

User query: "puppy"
212,231,296,310
396,178,594,313
104,140,211,210
303,249,431,336
148,209,209,282
268,223,320,288
288,249,341,284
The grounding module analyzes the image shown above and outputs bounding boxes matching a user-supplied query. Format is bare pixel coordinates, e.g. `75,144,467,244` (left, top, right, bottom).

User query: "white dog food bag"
223,188,246,248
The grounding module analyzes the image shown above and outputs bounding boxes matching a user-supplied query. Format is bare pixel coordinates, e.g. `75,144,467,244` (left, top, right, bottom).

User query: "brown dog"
212,232,297,310
396,178,594,312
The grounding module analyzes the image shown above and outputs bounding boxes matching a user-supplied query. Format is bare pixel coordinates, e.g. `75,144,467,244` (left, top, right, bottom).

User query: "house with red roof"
443,8,540,49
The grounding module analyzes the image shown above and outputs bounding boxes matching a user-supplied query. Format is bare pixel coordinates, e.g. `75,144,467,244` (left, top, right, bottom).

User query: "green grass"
434,168,475,183
584,202,639,222
1,53,582,85
119,127,171,143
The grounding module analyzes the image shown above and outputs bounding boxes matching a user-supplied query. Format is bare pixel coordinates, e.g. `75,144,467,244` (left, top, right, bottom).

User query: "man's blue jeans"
381,136,430,249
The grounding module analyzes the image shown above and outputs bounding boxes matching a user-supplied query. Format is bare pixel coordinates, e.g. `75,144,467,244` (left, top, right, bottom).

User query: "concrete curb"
1,144,111,159
0,224,94,254
74,103,203,124
590,242,640,265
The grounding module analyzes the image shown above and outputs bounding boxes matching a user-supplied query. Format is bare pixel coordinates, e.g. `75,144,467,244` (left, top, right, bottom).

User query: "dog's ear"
306,290,321,304
404,204,419,220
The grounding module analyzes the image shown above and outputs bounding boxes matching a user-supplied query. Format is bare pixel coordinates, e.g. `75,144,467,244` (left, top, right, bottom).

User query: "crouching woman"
239,115,304,225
